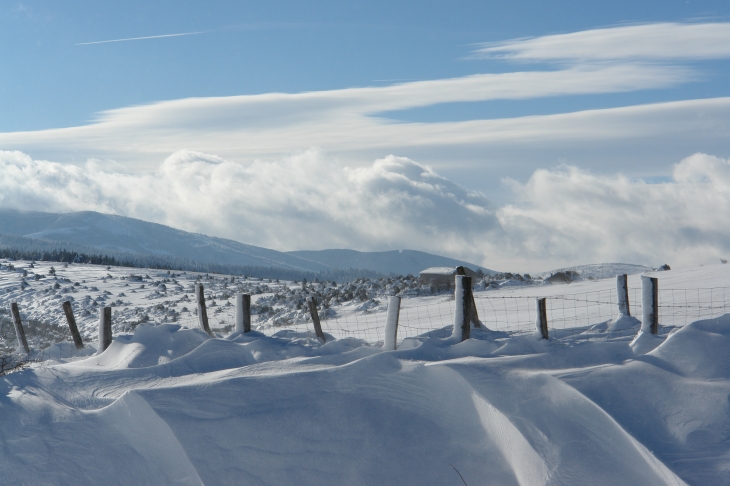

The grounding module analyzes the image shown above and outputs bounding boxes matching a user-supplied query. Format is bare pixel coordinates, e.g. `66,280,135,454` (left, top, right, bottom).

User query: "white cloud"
0,71,716,176
1,22,729,271
0,22,726,197
473,22,730,61
0,149,501,264
498,153,730,269
2,149,730,272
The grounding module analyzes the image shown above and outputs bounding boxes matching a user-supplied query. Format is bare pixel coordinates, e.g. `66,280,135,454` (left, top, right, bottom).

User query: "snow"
0,260,729,484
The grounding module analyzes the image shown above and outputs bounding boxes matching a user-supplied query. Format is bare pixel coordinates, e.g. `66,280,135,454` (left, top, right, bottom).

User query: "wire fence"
267,287,730,343
172,284,730,346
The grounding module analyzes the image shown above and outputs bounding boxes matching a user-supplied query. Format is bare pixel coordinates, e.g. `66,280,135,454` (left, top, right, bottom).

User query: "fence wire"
172,284,730,345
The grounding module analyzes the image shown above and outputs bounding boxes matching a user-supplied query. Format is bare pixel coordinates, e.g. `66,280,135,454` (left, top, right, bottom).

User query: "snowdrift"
2,263,730,484
1,312,729,485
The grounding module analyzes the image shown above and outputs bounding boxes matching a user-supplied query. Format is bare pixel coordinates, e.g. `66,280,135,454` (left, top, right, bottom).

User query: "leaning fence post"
535,298,548,339
98,306,112,352
10,303,30,353
235,293,251,333
62,301,84,349
196,283,213,336
383,296,401,350
306,296,326,342
616,274,630,317
641,276,658,334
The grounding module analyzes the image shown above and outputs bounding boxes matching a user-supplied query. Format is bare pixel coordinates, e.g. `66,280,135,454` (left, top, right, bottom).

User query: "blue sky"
2,1,730,270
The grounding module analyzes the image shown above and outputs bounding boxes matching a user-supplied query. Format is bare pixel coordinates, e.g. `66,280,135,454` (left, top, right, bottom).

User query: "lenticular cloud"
1,149,729,270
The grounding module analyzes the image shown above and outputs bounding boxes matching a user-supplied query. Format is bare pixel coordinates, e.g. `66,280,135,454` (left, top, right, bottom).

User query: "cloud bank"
473,22,730,61
3,22,729,180
1,149,729,271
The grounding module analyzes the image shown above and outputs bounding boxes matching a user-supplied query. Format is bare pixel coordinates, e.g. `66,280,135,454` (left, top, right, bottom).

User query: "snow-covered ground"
1,260,729,484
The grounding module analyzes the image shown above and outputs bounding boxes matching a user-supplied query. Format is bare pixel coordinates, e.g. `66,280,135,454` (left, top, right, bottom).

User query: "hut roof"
419,266,478,278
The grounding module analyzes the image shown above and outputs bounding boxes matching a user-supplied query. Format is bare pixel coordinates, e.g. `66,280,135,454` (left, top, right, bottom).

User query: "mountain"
0,209,327,272
0,209,490,276
288,249,492,276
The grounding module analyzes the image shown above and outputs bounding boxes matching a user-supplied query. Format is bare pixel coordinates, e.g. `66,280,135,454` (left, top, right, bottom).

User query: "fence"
233,276,730,346
6,276,730,353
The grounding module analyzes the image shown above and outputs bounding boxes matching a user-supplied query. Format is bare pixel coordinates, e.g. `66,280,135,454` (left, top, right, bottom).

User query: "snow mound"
3,264,730,484
76,323,210,369
648,314,730,379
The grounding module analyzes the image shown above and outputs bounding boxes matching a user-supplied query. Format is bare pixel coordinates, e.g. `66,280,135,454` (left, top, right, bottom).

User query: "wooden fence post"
616,274,631,317
641,276,659,334
461,276,472,341
456,266,481,327
196,283,213,336
535,298,548,340
10,303,29,353
235,293,251,333
306,296,326,342
383,296,401,350
62,301,84,349
452,275,472,342
98,306,112,352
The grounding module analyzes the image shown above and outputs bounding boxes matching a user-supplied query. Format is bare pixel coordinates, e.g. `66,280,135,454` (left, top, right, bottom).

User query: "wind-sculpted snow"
1,262,730,484
6,314,730,484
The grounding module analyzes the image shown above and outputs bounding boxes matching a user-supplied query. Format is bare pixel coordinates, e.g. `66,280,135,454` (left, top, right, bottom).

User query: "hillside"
287,249,492,275
0,209,489,276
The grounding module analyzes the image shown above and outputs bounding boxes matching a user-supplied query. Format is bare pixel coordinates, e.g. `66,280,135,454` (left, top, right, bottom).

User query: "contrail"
76,31,204,46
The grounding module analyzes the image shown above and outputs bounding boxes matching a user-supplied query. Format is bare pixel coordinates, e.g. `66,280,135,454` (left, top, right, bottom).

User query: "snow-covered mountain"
0,209,489,275
288,249,494,276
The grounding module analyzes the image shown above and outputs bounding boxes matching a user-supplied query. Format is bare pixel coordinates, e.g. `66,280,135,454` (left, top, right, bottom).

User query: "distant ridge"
0,209,491,278
0,233,383,282
288,249,492,276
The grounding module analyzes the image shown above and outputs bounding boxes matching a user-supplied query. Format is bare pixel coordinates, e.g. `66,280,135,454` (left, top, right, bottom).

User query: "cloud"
1,22,727,194
472,22,730,62
498,153,730,269
1,22,729,271
0,66,712,175
0,149,501,265
2,149,730,271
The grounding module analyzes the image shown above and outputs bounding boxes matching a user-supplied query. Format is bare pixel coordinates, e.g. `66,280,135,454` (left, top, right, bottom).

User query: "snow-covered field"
1,260,729,484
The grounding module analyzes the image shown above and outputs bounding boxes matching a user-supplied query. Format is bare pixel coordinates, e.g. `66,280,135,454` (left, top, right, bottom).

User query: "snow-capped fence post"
235,293,251,333
451,275,472,342
98,306,112,352
641,276,659,335
196,283,213,336
10,303,29,353
535,298,548,339
62,300,84,349
456,267,481,327
306,296,326,342
617,274,630,317
383,296,401,350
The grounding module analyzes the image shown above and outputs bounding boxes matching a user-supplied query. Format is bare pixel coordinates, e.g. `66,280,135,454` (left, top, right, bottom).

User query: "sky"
1,0,730,272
